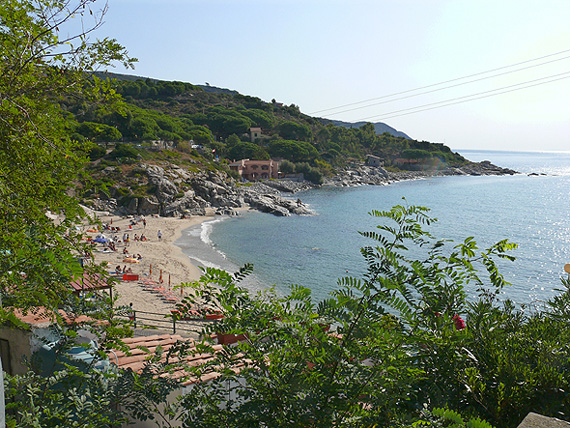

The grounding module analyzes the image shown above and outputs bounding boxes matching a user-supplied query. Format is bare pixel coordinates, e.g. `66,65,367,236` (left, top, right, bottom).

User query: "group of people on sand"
133,233,147,242
122,248,143,259
116,265,133,274
90,215,153,278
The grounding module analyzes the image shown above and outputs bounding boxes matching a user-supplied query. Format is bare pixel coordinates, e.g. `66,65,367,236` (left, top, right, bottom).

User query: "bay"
179,150,570,306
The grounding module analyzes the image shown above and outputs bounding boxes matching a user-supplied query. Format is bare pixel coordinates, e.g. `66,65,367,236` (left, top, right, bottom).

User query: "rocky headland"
86,160,517,218
326,160,517,187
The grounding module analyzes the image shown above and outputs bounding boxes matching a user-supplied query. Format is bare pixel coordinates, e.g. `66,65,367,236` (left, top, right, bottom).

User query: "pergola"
69,271,114,301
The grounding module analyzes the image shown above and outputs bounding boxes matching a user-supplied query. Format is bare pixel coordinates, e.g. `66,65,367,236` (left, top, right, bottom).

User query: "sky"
87,0,569,152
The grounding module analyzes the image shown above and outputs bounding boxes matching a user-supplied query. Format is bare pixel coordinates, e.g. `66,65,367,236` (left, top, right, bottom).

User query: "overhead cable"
358,71,570,122
309,47,570,115
322,55,570,117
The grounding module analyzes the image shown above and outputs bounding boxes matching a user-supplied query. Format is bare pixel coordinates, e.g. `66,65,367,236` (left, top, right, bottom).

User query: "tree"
166,203,526,427
0,2,136,424
278,121,312,141
268,139,319,163
295,162,323,184
227,142,270,161
0,0,134,313
278,159,296,174
76,121,122,142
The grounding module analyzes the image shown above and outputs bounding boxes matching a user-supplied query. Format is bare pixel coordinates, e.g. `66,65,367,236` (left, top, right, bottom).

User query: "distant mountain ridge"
321,119,411,139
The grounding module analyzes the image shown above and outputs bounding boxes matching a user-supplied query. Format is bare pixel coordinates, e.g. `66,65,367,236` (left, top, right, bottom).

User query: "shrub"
87,144,106,161
109,143,139,160
279,159,296,174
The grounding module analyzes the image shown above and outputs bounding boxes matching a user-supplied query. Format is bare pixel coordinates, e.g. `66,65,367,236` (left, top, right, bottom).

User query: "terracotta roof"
108,334,245,386
12,307,96,327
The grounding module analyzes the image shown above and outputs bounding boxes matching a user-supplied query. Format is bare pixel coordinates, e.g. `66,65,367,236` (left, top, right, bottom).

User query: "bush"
279,159,296,174
109,143,139,160
402,148,432,159
295,162,323,184
87,144,106,161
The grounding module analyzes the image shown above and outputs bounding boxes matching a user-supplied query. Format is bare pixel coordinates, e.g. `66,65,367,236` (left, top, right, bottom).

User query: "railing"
115,309,210,336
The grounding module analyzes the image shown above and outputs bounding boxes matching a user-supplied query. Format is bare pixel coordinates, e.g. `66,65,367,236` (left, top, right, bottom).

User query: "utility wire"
309,47,570,115
358,71,570,122
322,54,570,117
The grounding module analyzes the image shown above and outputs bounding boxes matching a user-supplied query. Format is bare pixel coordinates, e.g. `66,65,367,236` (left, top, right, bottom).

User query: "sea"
176,150,570,308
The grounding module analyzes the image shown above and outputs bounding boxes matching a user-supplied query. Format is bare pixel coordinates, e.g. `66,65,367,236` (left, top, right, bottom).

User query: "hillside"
74,72,466,171
65,73,516,217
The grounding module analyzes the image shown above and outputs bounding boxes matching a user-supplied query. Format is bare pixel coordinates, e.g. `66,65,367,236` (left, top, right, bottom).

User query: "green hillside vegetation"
62,74,468,179
4,2,570,428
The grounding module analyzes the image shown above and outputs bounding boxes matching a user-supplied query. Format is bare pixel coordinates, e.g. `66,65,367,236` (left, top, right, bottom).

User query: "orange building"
229,159,280,181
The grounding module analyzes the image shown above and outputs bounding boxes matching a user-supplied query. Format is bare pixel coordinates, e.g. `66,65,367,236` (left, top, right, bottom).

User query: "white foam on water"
186,255,224,270
200,218,226,247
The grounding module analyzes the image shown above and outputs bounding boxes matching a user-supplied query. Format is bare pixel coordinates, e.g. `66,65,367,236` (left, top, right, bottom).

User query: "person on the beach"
158,230,162,240
143,218,146,228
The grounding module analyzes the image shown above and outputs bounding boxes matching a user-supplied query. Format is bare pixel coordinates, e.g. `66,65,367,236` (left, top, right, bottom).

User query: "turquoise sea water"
177,150,570,306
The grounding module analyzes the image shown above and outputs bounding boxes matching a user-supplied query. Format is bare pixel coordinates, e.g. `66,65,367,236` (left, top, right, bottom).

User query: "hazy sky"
91,0,569,152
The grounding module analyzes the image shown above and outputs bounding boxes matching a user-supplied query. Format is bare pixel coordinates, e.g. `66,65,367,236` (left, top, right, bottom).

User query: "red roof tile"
12,307,97,327
108,334,242,385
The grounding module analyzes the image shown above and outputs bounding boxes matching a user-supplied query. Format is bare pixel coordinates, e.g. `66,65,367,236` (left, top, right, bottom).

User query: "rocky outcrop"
455,160,517,176
87,162,314,217
237,182,314,216
261,180,316,193
85,159,517,218
324,161,518,187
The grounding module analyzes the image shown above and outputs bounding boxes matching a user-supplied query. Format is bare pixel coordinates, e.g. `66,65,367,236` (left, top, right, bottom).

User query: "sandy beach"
84,210,217,316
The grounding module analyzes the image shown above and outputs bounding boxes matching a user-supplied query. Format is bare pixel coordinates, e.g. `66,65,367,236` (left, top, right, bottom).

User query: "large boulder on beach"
138,197,161,215
163,190,207,217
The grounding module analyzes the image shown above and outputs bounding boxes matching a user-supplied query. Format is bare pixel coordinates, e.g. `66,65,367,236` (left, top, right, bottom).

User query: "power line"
309,47,570,115
322,54,570,117
358,71,570,122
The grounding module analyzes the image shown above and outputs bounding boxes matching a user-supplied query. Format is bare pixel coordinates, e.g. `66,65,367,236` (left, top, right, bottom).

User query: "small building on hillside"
229,159,280,181
366,155,384,167
249,127,262,142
